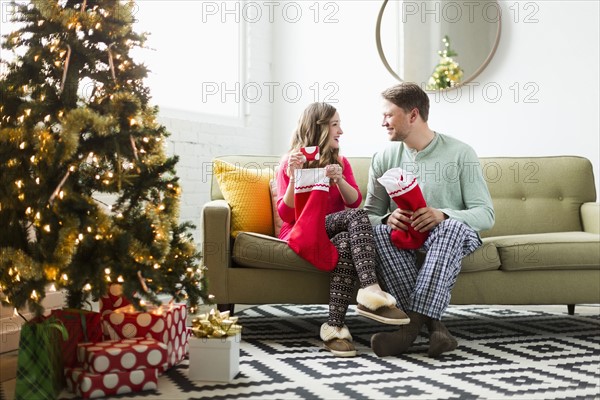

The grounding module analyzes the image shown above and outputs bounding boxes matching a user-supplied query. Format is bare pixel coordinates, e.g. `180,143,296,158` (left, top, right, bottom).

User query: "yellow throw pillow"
213,159,274,237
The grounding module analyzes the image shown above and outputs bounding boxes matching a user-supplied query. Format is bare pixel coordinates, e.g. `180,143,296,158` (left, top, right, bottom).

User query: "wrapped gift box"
99,284,131,315
77,337,168,373
64,367,158,399
51,308,104,368
0,287,65,353
188,333,241,382
102,303,188,368
0,315,22,354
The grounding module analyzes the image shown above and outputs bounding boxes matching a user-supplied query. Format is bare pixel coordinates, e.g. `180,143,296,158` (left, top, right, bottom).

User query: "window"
1,1,244,120
132,1,243,119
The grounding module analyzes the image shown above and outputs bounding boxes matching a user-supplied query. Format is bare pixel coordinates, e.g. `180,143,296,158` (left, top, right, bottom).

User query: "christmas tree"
0,0,209,316
426,35,464,90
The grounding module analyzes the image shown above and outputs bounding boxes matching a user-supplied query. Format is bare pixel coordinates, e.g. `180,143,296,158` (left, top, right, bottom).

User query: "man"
364,82,495,357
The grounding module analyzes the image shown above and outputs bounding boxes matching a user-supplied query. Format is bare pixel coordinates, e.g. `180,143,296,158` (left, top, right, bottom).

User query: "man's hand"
386,208,413,231
387,207,447,232
411,207,447,232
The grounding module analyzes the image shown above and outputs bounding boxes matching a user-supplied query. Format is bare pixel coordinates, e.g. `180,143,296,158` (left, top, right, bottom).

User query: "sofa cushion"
233,232,326,274
490,232,600,271
234,232,502,274
480,156,596,238
213,160,274,237
460,238,502,272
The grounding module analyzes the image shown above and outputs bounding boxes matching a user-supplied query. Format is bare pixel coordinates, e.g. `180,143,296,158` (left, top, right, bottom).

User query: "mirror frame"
375,0,502,91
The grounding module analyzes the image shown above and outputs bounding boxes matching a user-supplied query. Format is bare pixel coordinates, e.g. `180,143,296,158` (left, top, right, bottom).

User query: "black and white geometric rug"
163,304,600,400
3,304,599,400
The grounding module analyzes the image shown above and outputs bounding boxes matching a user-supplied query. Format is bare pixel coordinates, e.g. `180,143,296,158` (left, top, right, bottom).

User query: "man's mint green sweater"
364,132,495,232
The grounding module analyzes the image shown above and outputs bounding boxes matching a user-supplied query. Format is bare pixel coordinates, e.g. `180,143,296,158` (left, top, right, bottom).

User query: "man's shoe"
427,319,458,357
371,331,407,357
323,338,357,357
428,331,458,357
371,312,429,357
356,304,410,325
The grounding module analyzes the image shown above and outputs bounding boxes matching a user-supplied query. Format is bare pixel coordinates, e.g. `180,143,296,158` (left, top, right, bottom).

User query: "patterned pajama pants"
325,209,379,327
373,219,482,320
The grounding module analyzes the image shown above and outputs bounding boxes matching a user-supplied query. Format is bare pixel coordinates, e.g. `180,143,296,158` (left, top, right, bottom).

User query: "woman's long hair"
289,102,341,169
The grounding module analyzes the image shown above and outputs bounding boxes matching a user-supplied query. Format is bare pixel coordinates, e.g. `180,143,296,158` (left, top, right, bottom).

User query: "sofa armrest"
581,202,599,234
202,200,232,301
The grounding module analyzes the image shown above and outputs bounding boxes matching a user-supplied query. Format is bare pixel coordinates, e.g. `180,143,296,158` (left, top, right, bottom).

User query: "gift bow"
191,310,242,338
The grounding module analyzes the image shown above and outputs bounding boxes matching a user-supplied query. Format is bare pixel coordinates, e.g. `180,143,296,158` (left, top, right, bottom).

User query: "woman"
276,102,409,357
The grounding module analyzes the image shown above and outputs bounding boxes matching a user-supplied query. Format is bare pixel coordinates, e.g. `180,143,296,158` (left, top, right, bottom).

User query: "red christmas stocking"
288,168,339,271
378,168,429,249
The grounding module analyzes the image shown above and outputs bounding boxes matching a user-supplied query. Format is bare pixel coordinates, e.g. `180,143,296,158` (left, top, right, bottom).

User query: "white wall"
271,0,599,181
271,1,394,154
164,0,599,241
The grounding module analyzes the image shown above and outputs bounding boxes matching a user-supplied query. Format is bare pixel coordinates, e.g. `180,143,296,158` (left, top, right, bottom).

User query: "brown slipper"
323,338,357,357
357,304,411,325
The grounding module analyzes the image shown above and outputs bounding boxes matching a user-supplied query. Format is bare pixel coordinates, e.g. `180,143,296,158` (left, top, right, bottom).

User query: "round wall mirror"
376,0,501,91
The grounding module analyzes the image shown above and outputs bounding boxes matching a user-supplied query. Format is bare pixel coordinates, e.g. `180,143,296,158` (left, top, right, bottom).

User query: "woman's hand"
326,163,358,204
325,163,343,184
286,151,305,180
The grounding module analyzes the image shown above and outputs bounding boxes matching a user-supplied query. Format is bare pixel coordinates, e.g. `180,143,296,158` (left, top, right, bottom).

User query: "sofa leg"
567,304,575,315
217,303,235,315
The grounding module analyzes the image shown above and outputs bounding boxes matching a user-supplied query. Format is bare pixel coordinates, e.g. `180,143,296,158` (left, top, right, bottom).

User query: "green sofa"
202,155,600,314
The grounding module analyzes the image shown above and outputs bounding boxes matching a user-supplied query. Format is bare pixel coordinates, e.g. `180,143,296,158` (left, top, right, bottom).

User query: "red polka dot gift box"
102,303,189,369
77,337,168,374
65,366,159,399
99,284,131,313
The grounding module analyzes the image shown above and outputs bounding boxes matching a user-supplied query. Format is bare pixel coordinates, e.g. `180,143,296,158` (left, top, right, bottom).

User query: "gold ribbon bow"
191,310,242,338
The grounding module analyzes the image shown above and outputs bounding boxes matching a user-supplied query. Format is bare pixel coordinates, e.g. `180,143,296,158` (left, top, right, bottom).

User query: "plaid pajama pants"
373,219,482,319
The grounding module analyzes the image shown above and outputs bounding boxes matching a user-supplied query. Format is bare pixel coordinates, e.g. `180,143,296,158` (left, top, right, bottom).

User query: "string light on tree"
426,35,464,90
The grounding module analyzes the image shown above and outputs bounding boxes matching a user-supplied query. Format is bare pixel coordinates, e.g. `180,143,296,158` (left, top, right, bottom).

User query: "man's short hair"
381,83,430,122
